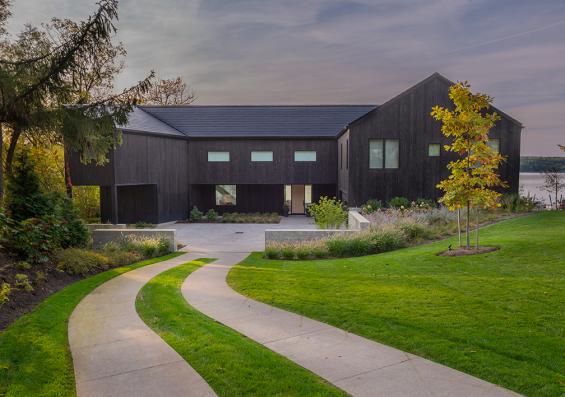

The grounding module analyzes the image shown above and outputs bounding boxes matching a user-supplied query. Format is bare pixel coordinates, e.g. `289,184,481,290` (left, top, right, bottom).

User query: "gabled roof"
119,107,185,137
138,105,377,138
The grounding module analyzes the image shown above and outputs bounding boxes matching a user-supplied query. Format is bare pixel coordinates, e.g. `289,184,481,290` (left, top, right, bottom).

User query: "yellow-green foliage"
307,196,347,229
0,282,11,306
14,274,33,292
56,248,111,275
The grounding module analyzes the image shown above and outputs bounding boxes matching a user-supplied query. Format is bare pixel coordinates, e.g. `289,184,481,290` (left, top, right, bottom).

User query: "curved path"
183,252,521,397
68,253,216,397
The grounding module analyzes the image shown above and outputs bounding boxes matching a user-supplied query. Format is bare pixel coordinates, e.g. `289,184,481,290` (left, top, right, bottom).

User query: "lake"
519,172,564,204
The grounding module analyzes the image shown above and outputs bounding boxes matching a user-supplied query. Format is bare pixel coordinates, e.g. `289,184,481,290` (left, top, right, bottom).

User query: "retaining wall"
87,224,127,233
92,229,177,252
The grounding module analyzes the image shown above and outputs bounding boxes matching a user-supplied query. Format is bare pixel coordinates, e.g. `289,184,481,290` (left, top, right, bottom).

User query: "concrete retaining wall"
348,210,370,231
265,229,357,244
92,229,177,252
87,224,126,233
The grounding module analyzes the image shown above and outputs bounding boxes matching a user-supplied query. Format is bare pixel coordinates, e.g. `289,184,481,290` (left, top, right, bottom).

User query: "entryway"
284,184,312,214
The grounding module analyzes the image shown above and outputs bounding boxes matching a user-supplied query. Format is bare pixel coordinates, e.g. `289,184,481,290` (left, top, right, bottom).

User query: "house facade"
67,73,522,224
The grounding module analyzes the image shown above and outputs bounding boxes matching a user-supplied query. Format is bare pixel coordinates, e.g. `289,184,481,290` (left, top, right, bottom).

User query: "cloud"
6,0,565,155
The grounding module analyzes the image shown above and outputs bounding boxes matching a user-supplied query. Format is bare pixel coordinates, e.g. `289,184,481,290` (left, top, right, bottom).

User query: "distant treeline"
520,157,565,172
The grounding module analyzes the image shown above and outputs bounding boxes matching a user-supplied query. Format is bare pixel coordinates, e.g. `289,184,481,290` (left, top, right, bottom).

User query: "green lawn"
228,212,565,397
136,259,346,397
0,252,184,397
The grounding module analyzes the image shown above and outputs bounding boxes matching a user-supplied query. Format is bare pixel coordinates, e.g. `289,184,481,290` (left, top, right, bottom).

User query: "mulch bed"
438,246,500,257
0,251,84,330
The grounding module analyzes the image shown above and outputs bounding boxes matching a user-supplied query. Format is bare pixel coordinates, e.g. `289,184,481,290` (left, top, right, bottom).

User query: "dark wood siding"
347,75,522,206
191,184,284,214
188,139,337,185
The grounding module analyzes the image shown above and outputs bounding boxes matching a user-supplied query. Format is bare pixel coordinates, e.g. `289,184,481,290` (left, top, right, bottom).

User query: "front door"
291,185,305,214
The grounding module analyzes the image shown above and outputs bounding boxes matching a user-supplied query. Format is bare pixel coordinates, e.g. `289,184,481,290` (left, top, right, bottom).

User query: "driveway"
170,215,316,253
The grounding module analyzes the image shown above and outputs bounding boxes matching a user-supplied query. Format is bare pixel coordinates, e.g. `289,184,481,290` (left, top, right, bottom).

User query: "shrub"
414,198,435,209
281,245,296,260
189,206,203,222
119,235,171,258
362,199,382,214
264,246,280,259
16,261,31,271
135,221,155,229
387,196,410,209
0,283,11,306
8,216,63,264
56,248,111,275
57,196,89,248
206,209,217,221
104,250,143,266
370,227,407,252
35,271,47,284
397,219,435,241
14,274,33,292
326,234,374,258
500,193,537,213
308,196,348,229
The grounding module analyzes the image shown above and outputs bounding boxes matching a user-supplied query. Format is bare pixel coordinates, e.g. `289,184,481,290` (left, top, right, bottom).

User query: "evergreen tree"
5,150,51,221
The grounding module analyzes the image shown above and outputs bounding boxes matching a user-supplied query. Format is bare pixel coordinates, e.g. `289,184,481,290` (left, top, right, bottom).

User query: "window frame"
250,150,273,162
207,151,230,162
294,150,317,162
428,143,441,157
369,139,399,169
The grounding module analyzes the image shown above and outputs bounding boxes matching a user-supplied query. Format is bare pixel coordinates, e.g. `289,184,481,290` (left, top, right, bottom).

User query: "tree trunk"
5,126,22,178
466,202,471,249
457,208,461,247
475,208,479,249
63,145,73,198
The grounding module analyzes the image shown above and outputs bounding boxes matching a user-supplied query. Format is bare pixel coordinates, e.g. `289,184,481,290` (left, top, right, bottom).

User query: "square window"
251,151,273,162
428,143,440,157
488,139,500,153
294,151,316,162
215,185,236,205
208,151,230,162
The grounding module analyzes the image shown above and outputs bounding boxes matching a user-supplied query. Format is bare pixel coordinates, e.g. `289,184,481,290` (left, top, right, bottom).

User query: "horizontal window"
488,139,500,153
294,150,316,162
369,139,399,169
428,143,440,157
215,185,236,205
251,151,273,162
208,151,230,162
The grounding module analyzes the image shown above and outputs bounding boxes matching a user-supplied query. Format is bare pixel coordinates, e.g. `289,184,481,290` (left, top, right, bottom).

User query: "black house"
67,73,522,224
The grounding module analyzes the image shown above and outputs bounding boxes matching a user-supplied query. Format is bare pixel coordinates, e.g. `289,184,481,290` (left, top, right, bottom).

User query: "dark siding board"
348,76,521,206
190,184,284,214
66,150,115,186
117,185,158,224
188,139,337,185
100,186,113,223
312,184,338,202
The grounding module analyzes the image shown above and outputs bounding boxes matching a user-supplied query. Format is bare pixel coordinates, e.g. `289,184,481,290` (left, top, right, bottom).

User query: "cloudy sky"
8,0,565,155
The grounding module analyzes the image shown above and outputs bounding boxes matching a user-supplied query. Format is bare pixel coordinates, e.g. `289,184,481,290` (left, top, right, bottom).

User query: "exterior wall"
188,138,337,185
347,76,522,206
337,129,350,203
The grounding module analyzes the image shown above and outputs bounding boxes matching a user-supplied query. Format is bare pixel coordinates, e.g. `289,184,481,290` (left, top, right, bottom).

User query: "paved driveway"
170,216,316,253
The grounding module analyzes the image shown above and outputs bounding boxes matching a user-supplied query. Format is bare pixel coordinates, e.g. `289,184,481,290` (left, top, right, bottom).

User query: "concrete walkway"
183,252,521,397
68,253,217,397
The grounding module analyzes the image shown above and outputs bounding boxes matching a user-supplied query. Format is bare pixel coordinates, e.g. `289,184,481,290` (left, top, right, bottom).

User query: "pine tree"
5,150,52,221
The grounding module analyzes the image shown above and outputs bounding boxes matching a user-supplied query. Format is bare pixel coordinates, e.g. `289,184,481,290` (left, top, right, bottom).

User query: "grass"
228,212,565,397
136,259,347,397
0,252,184,397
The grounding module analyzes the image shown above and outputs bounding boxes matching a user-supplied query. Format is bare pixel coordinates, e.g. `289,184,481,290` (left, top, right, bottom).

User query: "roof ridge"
136,106,188,136
140,104,378,108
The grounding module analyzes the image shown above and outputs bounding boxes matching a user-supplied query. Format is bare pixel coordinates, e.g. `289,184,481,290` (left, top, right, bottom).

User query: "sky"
7,0,565,156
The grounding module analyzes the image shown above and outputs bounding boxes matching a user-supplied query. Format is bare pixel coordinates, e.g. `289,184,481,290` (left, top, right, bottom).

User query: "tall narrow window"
294,151,316,162
428,143,440,157
369,140,383,169
488,139,500,153
215,185,236,205
305,185,312,204
251,151,273,162
346,139,349,170
385,139,399,168
208,151,230,162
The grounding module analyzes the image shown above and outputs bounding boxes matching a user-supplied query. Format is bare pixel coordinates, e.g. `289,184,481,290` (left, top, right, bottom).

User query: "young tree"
431,82,507,249
0,0,154,201
140,76,195,105
539,169,564,210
